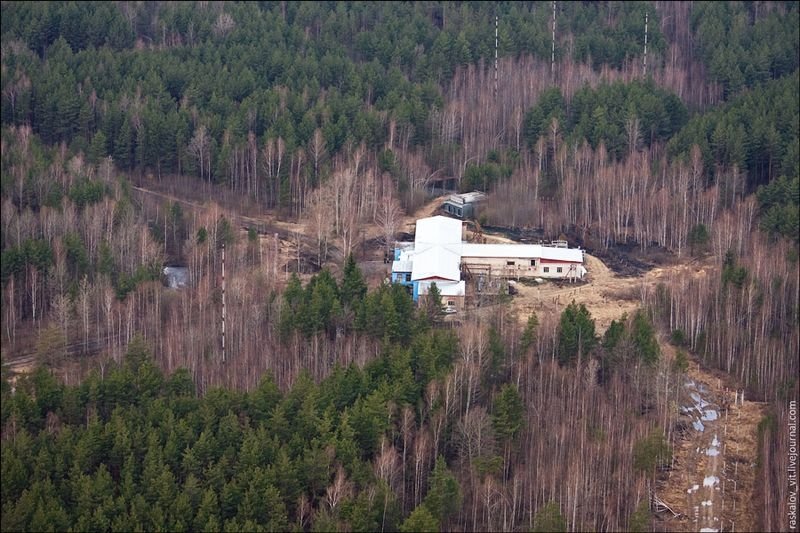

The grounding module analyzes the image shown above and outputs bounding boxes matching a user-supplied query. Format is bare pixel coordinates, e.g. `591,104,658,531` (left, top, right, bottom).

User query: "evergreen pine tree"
400,505,439,533
424,282,443,324
533,501,567,532
557,301,596,365
423,455,461,525
341,254,367,308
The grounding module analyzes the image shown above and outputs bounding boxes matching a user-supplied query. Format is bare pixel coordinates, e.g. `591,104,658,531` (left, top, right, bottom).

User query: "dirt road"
656,348,766,532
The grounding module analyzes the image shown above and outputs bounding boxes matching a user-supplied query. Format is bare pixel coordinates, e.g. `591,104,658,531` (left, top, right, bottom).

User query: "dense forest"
1,1,798,532
3,267,675,531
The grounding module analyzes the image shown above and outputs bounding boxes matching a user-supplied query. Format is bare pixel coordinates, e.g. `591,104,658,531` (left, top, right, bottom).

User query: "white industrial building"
391,216,586,311
461,243,585,280
441,191,486,219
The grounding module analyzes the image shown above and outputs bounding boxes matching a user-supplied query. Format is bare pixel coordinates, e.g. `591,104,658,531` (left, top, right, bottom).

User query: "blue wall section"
392,246,418,301
392,272,411,283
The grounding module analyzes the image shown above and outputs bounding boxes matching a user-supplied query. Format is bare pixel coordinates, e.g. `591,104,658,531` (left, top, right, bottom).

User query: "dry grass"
721,398,765,533
655,344,766,532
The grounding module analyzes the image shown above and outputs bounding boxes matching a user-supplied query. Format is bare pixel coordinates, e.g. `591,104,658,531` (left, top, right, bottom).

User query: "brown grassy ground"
655,344,766,533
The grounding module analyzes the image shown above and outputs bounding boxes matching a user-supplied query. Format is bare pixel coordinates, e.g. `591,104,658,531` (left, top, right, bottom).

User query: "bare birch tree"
188,125,210,181
375,190,402,259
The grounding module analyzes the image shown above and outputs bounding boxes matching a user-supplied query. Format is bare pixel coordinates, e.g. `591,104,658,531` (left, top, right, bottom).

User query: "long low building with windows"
460,243,586,280
391,216,586,310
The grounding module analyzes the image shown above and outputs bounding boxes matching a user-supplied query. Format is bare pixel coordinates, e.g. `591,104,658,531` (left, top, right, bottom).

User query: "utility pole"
221,242,226,363
551,1,556,81
643,11,649,76
274,232,279,276
495,13,498,99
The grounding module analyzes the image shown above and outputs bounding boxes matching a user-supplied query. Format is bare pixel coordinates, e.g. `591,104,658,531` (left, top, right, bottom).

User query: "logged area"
1,2,797,532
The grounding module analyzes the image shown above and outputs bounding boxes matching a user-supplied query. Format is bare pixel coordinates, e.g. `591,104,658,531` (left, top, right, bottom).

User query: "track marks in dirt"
656,350,765,532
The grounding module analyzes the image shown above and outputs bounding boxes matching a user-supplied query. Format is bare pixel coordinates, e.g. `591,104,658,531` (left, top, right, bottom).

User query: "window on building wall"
530,259,536,266
543,266,550,273
456,208,462,217
447,300,455,306
507,260,515,266
405,273,411,282
557,266,563,273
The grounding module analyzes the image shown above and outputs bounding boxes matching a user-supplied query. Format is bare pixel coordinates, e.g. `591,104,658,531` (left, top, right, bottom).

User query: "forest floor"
398,195,451,234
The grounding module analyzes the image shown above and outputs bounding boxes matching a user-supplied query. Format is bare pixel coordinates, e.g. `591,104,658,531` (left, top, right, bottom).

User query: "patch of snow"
703,476,719,487
690,392,709,408
706,447,720,457
711,435,721,447
693,420,705,432
701,500,713,507
163,266,189,289
702,409,719,421
700,528,719,532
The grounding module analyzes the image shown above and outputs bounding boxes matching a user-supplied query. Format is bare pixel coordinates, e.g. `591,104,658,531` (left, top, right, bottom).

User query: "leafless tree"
51,292,72,347
375,190,402,258
325,465,352,511
308,128,327,183
212,12,235,37
188,125,210,181
78,275,91,352
304,186,332,267
625,115,641,154
457,406,496,465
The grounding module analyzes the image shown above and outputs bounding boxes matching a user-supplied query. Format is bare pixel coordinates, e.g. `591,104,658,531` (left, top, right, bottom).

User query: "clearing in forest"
505,247,712,334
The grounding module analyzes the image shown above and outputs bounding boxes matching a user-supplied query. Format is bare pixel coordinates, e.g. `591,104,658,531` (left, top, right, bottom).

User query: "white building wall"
461,255,584,279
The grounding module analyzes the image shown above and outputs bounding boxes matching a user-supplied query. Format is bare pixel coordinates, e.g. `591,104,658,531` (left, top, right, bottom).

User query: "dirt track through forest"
657,348,766,533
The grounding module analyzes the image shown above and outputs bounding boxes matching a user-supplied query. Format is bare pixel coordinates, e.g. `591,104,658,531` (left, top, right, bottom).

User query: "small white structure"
417,280,466,310
162,266,190,288
442,191,486,219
